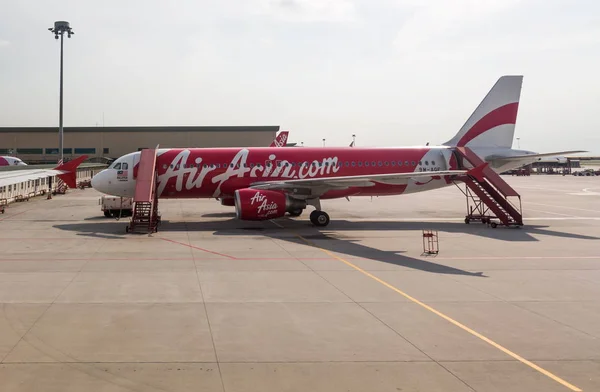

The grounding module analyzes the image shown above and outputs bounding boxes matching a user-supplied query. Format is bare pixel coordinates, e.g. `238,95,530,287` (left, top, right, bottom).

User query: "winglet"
55,155,88,188
467,163,488,182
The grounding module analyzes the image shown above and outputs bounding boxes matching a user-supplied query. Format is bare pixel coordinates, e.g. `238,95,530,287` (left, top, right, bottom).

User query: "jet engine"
234,189,306,221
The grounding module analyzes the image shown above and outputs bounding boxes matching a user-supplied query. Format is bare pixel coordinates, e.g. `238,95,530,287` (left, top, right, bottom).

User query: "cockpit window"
122,163,128,170
113,163,122,170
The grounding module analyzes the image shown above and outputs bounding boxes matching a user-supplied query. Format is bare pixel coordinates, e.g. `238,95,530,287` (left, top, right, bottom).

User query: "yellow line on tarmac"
294,233,583,392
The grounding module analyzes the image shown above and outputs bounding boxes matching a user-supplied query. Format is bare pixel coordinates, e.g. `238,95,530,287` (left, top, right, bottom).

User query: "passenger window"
425,161,429,166
411,161,416,166
345,162,350,167
391,161,396,166
372,161,376,166
365,162,370,167
405,161,409,166
432,160,436,165
378,161,383,167
358,161,362,167
384,161,389,166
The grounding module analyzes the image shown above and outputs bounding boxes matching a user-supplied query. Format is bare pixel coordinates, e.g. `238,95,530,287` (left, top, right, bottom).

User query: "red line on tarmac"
0,257,197,262
0,257,338,262
0,237,159,240
430,256,600,260
235,257,336,260
160,238,236,259
0,209,31,222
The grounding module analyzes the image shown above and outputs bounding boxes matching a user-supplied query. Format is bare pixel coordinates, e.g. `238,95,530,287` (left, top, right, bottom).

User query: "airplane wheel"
490,222,498,228
464,217,470,224
125,225,129,233
104,211,111,218
288,209,303,217
310,210,330,227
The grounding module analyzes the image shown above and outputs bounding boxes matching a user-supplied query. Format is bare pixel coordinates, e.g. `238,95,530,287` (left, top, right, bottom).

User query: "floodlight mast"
48,21,74,164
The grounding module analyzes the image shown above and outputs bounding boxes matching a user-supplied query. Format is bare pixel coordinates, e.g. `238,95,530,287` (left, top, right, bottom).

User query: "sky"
1,0,599,152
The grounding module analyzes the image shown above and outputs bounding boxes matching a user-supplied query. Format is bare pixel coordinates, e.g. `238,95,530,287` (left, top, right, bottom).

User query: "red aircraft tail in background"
270,131,289,147
56,155,88,188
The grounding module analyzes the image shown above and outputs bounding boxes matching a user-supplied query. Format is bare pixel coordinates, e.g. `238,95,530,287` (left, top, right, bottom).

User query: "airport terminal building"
0,126,279,163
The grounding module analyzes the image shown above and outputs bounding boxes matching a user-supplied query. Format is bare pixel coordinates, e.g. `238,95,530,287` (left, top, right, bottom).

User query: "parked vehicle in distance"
573,169,597,176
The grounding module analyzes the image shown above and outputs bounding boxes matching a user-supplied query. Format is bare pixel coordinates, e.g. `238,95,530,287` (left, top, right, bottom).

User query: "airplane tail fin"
55,155,88,188
270,131,289,147
444,75,523,149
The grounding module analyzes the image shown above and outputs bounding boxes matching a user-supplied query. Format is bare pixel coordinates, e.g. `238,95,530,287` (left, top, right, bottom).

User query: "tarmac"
1,175,599,392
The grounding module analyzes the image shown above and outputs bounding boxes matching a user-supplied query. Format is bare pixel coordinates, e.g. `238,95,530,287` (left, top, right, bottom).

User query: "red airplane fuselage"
99,146,455,201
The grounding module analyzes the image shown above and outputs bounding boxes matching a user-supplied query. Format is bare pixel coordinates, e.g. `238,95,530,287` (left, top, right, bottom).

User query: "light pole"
48,21,74,164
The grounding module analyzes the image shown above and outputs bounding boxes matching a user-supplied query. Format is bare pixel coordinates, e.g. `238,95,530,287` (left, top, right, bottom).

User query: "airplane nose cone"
91,170,109,194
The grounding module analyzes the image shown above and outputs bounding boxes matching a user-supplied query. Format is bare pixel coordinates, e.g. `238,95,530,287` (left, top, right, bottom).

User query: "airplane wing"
488,150,587,162
249,170,467,194
0,155,88,188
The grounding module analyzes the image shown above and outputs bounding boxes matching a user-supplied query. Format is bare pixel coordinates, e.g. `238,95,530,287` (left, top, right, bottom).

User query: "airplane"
0,156,27,166
91,75,584,227
269,130,289,147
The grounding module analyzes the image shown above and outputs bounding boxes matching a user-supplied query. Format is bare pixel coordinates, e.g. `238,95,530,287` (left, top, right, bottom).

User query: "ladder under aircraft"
127,148,160,234
454,147,523,228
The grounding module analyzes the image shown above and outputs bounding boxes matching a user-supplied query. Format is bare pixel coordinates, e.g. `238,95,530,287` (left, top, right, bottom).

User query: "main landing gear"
310,210,330,227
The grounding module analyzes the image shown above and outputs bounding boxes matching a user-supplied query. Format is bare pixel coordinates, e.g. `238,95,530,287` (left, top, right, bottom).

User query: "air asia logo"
273,133,288,147
156,149,340,197
250,191,279,217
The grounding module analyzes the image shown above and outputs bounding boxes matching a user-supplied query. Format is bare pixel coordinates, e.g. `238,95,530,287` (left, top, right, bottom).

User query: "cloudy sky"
1,0,599,152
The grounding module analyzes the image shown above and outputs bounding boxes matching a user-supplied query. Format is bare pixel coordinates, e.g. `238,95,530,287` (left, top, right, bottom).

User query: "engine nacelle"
234,189,306,221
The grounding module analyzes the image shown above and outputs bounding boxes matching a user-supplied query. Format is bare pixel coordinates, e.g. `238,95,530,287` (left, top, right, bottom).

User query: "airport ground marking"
293,233,583,392
0,209,31,222
527,202,600,214
160,238,236,259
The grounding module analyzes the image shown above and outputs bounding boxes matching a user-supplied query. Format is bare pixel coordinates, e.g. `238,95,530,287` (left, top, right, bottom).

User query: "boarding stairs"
454,147,523,228
127,148,160,234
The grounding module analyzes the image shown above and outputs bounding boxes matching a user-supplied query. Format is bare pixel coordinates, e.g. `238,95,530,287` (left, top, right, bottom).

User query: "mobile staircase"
453,147,523,228
126,148,160,234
